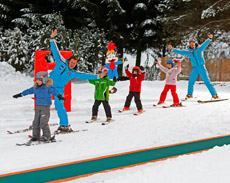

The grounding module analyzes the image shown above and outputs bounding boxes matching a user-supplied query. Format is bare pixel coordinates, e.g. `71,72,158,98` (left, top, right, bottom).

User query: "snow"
0,62,230,182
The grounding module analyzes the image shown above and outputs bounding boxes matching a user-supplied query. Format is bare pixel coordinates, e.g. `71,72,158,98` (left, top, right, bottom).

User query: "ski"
197,98,228,104
118,109,130,113
16,139,61,146
8,123,59,134
181,97,197,102
133,110,146,116
86,119,101,123
54,129,88,135
162,104,186,108
153,104,166,107
101,119,115,125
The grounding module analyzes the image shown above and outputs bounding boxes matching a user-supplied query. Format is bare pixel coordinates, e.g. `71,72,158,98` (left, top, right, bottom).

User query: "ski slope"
0,62,230,182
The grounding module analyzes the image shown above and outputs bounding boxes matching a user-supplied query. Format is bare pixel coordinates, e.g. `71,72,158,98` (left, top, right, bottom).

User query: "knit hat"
36,71,49,84
166,60,175,68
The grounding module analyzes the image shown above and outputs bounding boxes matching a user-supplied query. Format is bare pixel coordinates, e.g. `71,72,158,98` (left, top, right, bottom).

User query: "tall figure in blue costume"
50,29,97,132
168,34,219,100
104,41,123,79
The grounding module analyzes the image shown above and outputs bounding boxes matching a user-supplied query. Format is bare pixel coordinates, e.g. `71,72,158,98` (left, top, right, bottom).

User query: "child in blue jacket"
13,71,65,142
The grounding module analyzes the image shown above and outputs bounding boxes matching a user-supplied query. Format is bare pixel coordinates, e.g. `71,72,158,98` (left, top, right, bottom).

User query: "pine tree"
71,27,108,73
1,27,30,71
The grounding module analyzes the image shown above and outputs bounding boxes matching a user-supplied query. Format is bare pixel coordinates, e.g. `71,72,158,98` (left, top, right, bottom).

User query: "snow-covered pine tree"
0,3,9,23
71,27,108,73
1,27,29,71
15,10,71,71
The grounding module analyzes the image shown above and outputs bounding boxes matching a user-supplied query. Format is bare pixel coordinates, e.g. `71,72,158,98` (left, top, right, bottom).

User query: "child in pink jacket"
157,59,182,106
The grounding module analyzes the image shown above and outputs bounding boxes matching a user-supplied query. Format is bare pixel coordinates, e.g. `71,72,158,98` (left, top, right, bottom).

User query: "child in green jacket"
89,67,116,122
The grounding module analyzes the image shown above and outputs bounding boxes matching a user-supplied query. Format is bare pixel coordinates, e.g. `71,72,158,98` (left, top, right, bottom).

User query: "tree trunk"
136,49,141,66
117,47,124,77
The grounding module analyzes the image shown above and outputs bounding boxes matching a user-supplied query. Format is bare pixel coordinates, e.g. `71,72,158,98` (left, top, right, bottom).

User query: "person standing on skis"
168,34,219,100
13,71,65,142
50,29,97,132
157,59,182,106
121,64,145,114
89,67,117,123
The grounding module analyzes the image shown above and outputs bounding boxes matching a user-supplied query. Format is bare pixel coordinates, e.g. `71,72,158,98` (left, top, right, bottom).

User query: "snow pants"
92,100,112,118
188,65,217,96
159,85,179,104
54,87,68,126
124,91,143,110
33,105,51,139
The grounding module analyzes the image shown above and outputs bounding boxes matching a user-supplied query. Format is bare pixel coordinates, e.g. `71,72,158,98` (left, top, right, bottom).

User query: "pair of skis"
7,123,59,134
118,109,145,115
154,98,228,108
17,129,88,146
86,119,115,125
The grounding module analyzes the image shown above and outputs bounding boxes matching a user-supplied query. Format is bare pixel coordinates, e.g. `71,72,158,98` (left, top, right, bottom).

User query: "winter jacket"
172,39,211,67
89,76,116,101
125,69,145,93
21,79,60,106
49,39,97,88
158,64,181,85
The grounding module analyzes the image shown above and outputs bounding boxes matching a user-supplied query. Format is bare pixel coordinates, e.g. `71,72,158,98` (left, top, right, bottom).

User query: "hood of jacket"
34,78,53,88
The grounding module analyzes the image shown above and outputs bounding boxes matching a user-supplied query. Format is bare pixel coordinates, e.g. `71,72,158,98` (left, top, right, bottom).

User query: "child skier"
88,67,116,123
13,71,65,142
156,59,182,106
121,64,145,113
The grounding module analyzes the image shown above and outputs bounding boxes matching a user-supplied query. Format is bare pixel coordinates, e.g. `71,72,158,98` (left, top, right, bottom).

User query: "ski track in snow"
0,63,230,182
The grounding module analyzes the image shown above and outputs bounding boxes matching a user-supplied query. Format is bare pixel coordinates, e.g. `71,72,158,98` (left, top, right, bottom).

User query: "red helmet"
132,66,141,75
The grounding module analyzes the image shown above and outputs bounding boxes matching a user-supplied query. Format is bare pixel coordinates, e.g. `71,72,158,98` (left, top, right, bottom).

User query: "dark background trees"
0,0,229,74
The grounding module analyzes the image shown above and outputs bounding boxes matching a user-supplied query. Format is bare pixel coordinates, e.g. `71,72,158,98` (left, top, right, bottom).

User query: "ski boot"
30,137,39,141
40,136,49,143
91,116,98,121
171,102,183,107
212,94,219,100
185,94,193,100
57,125,73,133
106,117,112,123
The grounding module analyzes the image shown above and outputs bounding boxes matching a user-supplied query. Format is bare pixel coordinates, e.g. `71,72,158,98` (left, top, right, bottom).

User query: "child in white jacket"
157,59,182,106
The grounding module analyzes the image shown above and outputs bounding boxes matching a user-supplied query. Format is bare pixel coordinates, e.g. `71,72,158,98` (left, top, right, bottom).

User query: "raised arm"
157,60,167,73
199,38,211,51
50,29,66,64
168,44,190,56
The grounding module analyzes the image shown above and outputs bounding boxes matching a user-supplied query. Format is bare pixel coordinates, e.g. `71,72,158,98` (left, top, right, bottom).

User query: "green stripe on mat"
1,135,230,183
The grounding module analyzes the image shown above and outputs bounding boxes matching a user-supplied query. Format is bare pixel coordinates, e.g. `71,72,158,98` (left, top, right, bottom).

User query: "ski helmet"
166,60,175,68
36,71,49,84
132,66,141,75
98,67,108,73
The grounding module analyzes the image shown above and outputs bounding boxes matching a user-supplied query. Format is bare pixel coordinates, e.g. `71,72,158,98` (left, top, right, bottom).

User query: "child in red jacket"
121,64,145,113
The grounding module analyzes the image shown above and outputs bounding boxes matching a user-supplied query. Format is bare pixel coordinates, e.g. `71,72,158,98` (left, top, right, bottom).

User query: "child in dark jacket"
88,67,116,123
121,64,145,113
13,71,65,142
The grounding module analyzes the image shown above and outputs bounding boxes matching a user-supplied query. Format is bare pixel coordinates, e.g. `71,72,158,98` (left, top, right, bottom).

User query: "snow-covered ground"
0,62,230,183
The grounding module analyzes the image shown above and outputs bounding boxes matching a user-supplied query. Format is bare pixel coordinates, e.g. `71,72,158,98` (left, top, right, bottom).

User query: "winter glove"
113,76,117,82
125,64,129,70
140,66,145,73
57,95,66,101
156,59,159,65
13,93,22,99
109,87,117,94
